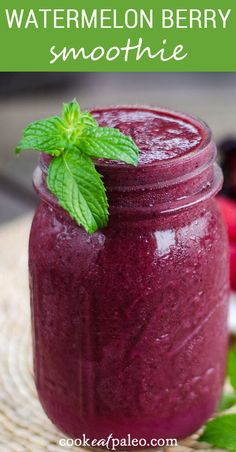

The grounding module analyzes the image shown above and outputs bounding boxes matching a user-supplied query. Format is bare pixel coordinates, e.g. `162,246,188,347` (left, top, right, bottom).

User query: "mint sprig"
199,345,236,451
200,415,236,451
15,100,139,234
16,116,65,156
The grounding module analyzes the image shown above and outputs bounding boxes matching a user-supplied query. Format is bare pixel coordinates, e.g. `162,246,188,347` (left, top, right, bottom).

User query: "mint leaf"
79,112,97,128
15,99,140,233
229,347,236,391
16,116,65,155
47,148,108,234
219,392,236,411
63,99,97,129
77,126,139,165
217,346,236,411
63,99,80,125
199,414,236,451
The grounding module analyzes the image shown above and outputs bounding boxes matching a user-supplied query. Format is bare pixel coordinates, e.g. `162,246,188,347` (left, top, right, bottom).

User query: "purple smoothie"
29,107,229,446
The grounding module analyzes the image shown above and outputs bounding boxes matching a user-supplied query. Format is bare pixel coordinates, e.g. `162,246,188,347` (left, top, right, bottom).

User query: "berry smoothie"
29,107,229,446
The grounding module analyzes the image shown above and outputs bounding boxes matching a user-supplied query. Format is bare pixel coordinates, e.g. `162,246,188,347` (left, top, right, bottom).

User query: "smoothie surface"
92,107,205,164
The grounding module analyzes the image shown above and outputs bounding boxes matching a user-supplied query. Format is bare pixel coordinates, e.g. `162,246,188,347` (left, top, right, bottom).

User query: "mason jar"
29,106,229,446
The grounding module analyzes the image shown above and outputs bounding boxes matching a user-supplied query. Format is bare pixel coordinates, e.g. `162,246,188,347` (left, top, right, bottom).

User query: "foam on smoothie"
92,107,204,164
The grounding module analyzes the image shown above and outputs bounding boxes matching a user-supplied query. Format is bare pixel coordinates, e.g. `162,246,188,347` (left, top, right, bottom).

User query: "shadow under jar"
29,106,229,447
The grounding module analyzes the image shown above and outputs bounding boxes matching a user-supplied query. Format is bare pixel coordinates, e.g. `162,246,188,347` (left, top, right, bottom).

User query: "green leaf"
229,347,236,391
199,414,236,450
62,99,97,128
79,112,97,128
219,392,236,411
47,148,108,234
77,126,139,165
15,116,65,156
63,99,80,126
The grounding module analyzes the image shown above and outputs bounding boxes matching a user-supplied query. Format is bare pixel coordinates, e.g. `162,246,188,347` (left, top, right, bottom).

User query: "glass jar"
29,107,229,446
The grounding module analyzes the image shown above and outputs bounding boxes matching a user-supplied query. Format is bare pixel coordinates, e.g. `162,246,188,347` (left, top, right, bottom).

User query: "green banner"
0,0,235,71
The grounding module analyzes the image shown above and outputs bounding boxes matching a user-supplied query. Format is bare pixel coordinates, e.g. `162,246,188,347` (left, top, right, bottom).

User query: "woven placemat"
0,214,231,452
